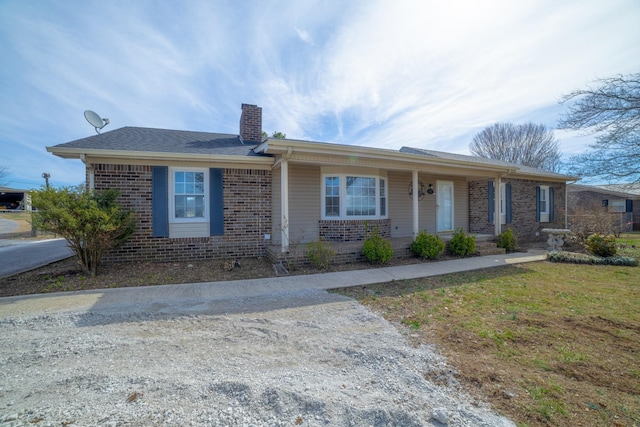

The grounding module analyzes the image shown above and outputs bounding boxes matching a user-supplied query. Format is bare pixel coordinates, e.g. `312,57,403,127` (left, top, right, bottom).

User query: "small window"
324,176,340,217
380,179,387,217
609,200,625,213
170,168,208,222
537,185,552,223
539,186,548,215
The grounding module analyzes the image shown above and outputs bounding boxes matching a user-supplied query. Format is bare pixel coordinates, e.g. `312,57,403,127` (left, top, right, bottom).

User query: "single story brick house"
48,104,575,263
567,183,638,232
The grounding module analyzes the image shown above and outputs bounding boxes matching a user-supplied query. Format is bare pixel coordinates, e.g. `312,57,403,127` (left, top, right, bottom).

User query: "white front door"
436,181,454,232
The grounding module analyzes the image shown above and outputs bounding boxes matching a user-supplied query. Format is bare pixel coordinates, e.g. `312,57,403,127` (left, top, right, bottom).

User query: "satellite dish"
84,110,110,134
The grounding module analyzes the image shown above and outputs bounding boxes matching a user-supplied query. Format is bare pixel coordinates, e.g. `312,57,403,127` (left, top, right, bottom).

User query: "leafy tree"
0,166,9,186
261,131,286,139
558,73,640,183
31,186,135,277
469,122,562,172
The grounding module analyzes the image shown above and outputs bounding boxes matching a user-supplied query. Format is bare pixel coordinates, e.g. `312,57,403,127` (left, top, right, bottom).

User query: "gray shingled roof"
400,146,574,180
51,127,264,156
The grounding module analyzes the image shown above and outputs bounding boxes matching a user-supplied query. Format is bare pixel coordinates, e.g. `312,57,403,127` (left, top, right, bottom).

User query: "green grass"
334,233,640,426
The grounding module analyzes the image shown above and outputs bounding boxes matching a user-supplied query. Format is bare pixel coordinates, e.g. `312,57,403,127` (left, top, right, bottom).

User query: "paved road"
0,238,73,278
0,217,19,234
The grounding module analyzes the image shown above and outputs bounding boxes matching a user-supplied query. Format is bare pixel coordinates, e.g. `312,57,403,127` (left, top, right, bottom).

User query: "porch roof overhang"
254,139,515,178
47,147,275,169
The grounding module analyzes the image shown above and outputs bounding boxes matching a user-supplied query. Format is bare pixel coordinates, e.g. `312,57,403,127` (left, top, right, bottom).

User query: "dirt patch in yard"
334,260,640,427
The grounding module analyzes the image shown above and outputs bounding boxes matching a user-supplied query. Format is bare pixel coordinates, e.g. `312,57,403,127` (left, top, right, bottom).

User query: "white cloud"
0,0,638,187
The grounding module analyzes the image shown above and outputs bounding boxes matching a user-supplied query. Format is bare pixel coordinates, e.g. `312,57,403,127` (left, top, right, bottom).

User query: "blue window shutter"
535,186,541,222
506,183,512,224
549,187,555,221
209,168,224,236
152,166,169,237
488,181,494,223
626,199,633,213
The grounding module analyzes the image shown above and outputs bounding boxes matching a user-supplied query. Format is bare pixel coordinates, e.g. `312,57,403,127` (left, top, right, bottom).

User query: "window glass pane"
325,177,340,216
346,176,375,217
174,171,206,218
380,179,386,216
540,188,548,214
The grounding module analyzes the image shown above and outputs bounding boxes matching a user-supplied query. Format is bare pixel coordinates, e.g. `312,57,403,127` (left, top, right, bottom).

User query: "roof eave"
262,139,515,174
46,147,274,165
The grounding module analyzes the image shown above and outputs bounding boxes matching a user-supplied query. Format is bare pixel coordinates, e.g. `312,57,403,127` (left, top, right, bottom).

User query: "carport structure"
0,186,31,211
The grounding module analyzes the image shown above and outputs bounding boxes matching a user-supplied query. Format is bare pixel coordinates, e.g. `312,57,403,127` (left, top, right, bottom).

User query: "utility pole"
41,172,50,189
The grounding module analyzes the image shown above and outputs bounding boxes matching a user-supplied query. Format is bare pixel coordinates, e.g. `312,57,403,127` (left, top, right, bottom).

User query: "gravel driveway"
0,289,515,426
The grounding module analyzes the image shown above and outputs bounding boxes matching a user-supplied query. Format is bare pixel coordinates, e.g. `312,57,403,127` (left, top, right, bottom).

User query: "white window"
170,168,208,222
322,174,387,219
538,185,549,223
609,200,626,213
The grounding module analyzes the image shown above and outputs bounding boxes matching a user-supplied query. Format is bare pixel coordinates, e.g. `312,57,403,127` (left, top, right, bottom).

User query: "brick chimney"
239,103,262,143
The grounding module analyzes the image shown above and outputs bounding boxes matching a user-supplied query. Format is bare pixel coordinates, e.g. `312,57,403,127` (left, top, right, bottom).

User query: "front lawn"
334,234,640,427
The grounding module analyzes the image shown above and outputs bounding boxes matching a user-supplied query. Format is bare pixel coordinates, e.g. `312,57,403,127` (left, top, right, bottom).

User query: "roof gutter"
261,139,515,174
46,147,275,165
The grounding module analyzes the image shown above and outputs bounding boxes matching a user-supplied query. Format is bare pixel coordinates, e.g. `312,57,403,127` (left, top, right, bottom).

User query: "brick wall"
469,178,566,241
239,104,262,143
318,219,391,242
92,163,272,263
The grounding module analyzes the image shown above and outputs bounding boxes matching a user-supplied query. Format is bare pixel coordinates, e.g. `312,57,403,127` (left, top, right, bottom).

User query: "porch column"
412,170,419,237
494,175,501,236
281,158,289,252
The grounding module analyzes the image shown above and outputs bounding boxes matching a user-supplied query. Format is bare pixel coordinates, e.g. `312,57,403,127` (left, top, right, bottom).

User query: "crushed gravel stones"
0,289,515,426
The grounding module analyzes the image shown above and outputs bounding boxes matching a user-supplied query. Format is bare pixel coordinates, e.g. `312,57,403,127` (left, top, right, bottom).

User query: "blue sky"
1,0,638,188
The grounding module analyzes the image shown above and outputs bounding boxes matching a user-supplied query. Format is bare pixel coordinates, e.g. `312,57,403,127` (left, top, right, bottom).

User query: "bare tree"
469,122,562,172
558,72,640,183
0,166,9,186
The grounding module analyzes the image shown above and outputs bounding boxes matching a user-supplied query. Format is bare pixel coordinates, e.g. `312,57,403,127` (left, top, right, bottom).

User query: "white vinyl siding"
273,165,320,244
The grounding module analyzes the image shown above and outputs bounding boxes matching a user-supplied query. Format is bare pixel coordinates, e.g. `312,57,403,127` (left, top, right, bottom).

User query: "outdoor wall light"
427,183,435,195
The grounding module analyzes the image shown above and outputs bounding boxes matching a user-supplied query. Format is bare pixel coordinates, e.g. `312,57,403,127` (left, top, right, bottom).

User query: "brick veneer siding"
92,164,271,263
469,179,566,241
318,219,391,242
239,104,262,143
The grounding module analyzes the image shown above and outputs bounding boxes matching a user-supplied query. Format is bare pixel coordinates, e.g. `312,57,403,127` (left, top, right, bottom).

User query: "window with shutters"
170,168,209,222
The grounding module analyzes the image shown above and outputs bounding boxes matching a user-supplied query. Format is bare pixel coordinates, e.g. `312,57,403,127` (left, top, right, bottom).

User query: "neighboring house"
48,104,574,264
567,183,638,232
0,187,31,211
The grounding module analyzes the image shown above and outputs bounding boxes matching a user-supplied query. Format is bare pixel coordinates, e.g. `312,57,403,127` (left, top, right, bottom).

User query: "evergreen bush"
410,230,445,259
585,233,617,257
448,228,476,256
362,230,394,265
497,228,518,252
548,251,637,266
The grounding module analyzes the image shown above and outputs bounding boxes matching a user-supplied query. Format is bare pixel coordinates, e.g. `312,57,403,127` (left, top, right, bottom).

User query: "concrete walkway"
0,250,546,318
